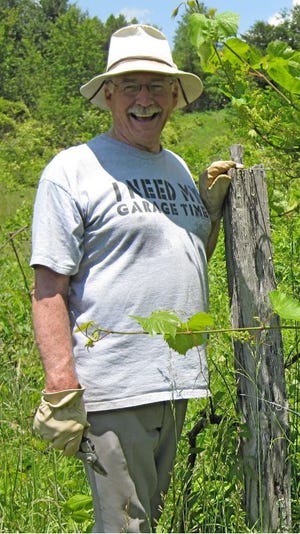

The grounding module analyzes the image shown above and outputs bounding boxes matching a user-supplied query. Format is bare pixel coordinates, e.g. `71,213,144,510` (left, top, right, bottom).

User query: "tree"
242,6,300,51
39,0,68,22
35,9,131,143
0,0,134,144
0,0,43,104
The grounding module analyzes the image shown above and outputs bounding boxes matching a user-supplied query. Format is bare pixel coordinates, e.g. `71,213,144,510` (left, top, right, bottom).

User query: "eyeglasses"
107,79,176,96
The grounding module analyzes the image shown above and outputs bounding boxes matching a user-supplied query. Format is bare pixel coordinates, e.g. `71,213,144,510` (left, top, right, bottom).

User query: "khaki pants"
86,400,187,533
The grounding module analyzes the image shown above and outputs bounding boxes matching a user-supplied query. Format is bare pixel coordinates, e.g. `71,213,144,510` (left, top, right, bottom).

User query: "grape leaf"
164,329,205,355
215,11,239,40
164,312,213,355
130,310,180,337
269,290,300,321
186,311,214,330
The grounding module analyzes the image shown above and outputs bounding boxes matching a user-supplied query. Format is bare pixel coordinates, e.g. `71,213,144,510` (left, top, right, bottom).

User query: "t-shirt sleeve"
30,178,84,275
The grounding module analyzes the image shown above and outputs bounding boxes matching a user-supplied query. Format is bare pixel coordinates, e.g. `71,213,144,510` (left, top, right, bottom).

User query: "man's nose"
135,84,154,100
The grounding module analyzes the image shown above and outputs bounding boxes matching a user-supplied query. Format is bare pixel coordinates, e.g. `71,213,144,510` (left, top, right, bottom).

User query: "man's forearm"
206,218,221,261
32,267,80,392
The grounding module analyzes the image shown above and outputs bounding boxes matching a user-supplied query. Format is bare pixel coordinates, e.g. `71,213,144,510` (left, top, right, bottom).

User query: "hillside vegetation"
0,1,299,532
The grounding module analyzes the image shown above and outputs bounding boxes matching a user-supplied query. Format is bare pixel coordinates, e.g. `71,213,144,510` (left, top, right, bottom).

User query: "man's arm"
199,160,243,260
32,265,80,392
206,218,221,261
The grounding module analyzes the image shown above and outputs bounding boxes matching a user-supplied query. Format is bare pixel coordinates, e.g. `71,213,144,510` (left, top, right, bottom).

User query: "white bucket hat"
80,24,203,110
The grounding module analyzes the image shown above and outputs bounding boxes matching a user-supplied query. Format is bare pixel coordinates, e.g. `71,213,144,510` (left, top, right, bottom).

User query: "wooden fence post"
223,144,291,531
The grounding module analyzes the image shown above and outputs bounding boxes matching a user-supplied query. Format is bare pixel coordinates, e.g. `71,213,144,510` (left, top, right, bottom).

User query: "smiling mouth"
129,111,160,121
128,105,162,122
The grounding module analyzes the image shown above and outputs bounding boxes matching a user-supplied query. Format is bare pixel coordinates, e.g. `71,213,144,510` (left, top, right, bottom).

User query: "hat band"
107,56,176,72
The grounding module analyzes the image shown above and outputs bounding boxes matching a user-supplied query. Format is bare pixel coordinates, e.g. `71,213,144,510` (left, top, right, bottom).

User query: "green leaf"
189,11,239,49
130,310,181,337
288,56,300,78
71,509,92,522
267,41,295,60
223,38,262,68
74,321,95,333
164,312,212,355
189,13,216,48
164,329,205,355
63,493,93,524
131,310,213,355
262,56,300,94
197,42,217,70
171,5,180,18
64,494,93,512
215,12,239,40
186,311,214,330
207,8,217,18
269,290,300,321
262,44,300,93
267,59,300,94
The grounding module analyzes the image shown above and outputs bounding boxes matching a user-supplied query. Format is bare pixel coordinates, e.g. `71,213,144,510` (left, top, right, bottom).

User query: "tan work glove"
33,388,89,457
199,160,243,222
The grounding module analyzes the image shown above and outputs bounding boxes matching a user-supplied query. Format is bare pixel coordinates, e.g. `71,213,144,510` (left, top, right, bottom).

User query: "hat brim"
80,60,203,110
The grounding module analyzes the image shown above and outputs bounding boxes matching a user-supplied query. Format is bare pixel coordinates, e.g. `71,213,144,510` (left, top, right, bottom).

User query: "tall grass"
0,199,94,533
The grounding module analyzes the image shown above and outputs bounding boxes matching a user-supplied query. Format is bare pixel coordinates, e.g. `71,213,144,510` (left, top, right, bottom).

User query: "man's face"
104,73,178,153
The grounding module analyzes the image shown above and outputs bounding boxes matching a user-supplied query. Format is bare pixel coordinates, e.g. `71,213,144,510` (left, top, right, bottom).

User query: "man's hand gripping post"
199,160,244,222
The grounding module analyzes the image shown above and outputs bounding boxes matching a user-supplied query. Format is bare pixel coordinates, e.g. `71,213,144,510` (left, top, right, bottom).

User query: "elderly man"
31,24,236,533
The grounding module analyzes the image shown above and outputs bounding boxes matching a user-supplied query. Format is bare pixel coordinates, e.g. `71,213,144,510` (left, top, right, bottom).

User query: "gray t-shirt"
31,134,212,411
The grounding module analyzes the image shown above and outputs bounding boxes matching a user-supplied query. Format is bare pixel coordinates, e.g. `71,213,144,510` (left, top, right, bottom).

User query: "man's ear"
172,83,179,108
104,85,113,107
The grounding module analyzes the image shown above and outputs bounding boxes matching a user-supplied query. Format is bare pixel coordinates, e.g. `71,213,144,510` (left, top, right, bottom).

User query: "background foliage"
0,0,299,532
